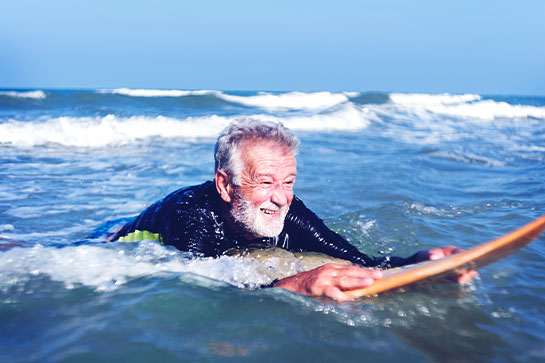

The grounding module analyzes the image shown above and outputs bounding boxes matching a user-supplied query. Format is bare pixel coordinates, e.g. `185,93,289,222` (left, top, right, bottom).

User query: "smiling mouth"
260,207,283,216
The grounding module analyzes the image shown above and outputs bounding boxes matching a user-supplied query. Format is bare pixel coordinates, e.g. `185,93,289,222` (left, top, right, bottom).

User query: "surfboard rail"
344,214,545,299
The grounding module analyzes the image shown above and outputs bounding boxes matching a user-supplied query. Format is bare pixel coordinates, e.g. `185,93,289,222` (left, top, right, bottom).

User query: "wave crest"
0,115,228,147
0,242,280,292
0,104,372,147
0,90,46,99
97,88,351,111
389,93,545,120
218,91,350,111
390,93,482,106
98,88,217,97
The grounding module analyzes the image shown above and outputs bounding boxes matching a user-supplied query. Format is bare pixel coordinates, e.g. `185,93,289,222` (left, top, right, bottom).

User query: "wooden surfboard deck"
344,214,545,299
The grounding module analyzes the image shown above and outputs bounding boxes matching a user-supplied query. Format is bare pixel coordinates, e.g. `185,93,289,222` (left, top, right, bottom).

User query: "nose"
270,183,290,206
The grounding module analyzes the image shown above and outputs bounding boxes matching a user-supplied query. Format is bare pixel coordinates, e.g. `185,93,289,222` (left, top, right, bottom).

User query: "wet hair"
214,118,299,185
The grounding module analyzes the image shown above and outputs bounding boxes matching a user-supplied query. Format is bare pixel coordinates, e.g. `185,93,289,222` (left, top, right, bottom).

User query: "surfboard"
344,214,545,299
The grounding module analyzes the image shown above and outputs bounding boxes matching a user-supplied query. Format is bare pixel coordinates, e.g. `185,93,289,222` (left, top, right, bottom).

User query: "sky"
1,0,544,95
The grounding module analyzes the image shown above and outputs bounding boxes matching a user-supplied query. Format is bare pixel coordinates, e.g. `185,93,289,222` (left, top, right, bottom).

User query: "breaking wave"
99,88,353,111
0,242,302,292
0,103,372,147
1,90,543,148
217,91,352,111
388,93,545,121
0,90,46,99
98,88,217,97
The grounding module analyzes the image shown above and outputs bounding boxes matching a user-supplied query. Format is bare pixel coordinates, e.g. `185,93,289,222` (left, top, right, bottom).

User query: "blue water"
1,89,545,362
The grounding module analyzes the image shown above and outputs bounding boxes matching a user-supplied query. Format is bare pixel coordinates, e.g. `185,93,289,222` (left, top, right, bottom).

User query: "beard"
229,190,288,238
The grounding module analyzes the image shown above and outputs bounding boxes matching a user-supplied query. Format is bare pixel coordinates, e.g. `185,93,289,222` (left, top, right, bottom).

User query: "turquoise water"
1,89,545,362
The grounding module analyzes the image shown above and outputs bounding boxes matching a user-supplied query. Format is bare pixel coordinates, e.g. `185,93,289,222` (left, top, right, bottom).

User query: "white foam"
0,115,231,147
444,99,545,120
408,202,452,217
98,88,217,97
249,103,373,131
0,242,275,292
0,190,28,201
282,103,372,130
0,224,14,232
218,91,350,111
389,93,545,121
0,106,372,147
355,219,376,236
406,202,483,218
0,90,46,99
390,93,482,106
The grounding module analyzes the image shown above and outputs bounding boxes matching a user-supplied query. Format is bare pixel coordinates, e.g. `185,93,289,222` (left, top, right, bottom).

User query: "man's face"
229,140,297,238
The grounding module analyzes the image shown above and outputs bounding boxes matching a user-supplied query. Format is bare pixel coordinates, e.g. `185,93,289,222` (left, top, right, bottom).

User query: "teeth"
261,208,280,214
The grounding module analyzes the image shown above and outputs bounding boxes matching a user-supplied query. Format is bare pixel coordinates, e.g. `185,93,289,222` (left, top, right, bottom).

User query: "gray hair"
214,118,300,185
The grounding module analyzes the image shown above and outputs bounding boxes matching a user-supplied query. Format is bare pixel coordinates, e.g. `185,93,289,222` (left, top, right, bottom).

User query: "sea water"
1,89,544,362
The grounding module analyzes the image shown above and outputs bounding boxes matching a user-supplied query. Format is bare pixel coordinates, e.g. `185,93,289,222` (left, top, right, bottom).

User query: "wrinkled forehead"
239,138,297,172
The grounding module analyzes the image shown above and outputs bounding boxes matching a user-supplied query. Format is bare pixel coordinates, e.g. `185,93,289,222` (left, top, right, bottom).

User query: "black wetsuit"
112,181,413,268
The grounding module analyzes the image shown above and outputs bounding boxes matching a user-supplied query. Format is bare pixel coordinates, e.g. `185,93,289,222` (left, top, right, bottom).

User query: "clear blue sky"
1,0,544,95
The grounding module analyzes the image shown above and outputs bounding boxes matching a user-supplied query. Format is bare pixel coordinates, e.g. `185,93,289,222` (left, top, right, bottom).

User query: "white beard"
230,191,288,238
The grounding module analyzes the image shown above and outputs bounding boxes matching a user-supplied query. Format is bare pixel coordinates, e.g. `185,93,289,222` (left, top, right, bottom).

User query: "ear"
215,169,233,203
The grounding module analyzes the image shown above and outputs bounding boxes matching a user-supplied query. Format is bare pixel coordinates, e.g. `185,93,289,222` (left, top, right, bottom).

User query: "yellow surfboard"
344,214,545,299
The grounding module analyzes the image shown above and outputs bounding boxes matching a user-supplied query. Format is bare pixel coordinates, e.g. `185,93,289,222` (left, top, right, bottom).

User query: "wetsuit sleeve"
110,181,233,258
283,197,414,268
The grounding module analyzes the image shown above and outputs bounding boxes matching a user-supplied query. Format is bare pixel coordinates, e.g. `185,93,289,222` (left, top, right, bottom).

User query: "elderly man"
111,119,475,301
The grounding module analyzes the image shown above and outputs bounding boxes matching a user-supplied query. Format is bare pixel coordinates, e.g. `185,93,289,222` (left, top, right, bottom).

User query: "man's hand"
413,246,478,284
272,264,383,302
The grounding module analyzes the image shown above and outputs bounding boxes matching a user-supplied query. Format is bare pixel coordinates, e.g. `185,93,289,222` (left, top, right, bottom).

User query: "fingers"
319,265,382,301
428,248,445,260
425,246,464,260
323,286,351,302
344,276,375,288
413,247,478,285
326,264,383,279
454,270,478,284
273,263,383,302
441,245,463,256
334,275,375,291
320,264,382,289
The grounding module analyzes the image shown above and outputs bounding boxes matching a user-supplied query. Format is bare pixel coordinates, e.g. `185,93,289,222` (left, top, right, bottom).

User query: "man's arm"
282,197,410,268
271,198,476,300
266,197,392,300
271,247,476,301
272,264,383,302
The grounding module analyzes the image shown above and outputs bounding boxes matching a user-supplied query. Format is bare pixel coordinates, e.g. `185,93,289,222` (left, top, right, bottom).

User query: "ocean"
1,89,544,362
